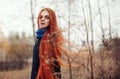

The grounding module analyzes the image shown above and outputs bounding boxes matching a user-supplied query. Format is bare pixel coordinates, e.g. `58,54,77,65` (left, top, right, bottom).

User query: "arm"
31,40,40,79
53,59,61,79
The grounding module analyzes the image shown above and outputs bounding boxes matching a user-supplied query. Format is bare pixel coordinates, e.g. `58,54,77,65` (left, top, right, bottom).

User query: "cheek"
46,20,50,25
38,19,41,23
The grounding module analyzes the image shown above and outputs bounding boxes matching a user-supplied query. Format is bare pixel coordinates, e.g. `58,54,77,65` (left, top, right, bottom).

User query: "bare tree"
68,0,72,79
106,0,112,39
30,0,36,42
98,0,105,40
81,0,94,79
88,0,94,53
97,0,106,79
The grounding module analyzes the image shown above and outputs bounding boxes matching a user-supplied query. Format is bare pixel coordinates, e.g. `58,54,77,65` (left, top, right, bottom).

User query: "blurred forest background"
0,0,120,79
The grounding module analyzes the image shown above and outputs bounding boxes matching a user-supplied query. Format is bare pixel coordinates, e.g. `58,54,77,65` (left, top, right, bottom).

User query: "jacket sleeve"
31,41,40,79
53,60,61,78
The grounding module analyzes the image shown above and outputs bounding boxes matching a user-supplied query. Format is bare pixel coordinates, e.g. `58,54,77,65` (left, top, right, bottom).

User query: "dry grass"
0,66,31,79
61,51,90,79
0,52,119,79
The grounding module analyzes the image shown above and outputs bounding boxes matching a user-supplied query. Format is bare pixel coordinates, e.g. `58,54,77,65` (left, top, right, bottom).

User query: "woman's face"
38,10,50,29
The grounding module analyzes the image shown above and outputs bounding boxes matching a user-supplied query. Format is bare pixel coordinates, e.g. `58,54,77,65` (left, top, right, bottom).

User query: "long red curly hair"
36,8,64,79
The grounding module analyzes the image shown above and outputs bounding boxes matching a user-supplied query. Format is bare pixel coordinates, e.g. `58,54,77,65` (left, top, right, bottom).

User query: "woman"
31,8,64,79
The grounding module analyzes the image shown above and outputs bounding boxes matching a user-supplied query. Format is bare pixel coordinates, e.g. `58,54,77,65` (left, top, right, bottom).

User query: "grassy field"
0,51,119,79
0,52,94,79
0,66,31,79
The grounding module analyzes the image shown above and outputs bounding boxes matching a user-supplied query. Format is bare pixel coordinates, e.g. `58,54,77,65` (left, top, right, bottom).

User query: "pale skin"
38,10,50,29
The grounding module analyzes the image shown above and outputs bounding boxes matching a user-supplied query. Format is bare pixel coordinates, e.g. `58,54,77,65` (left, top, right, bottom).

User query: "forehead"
40,10,49,16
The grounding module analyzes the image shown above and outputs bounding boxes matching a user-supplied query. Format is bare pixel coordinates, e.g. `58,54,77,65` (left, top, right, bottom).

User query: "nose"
41,16,45,21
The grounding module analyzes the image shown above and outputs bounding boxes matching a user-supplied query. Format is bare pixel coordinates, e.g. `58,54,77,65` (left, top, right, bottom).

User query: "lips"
41,23,45,25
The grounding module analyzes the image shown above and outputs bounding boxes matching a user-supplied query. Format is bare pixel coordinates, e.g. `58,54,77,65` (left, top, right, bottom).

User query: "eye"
45,15,50,19
39,15,43,19
39,15,50,20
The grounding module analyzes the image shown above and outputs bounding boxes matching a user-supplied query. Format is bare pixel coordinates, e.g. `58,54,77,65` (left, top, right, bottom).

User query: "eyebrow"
39,15,50,19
